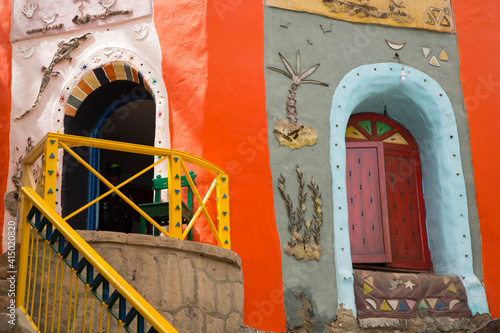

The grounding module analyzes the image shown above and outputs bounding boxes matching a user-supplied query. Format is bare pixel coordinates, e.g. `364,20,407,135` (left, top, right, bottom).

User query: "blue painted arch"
329,63,488,315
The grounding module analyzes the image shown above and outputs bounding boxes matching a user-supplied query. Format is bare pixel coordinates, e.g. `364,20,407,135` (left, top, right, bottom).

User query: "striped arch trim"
65,62,153,116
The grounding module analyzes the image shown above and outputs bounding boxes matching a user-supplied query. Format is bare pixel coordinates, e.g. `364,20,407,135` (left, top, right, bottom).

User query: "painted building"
1,0,499,332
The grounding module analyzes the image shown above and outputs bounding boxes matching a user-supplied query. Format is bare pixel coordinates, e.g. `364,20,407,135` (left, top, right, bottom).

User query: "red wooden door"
345,113,431,271
346,142,391,263
384,151,430,270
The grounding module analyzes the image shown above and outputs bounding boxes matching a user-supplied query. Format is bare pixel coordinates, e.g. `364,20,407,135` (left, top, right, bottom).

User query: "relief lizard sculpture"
15,32,93,120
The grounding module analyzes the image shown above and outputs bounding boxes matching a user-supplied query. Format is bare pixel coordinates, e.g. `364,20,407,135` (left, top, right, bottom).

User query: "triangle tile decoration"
406,299,416,310
176,222,181,227
439,50,449,61
430,7,442,20
449,299,460,310
174,157,179,162
380,300,392,311
175,174,180,179
422,47,431,59
424,13,435,25
175,205,180,210
398,301,409,311
365,276,374,286
429,55,440,67
48,170,54,176
366,298,377,309
388,300,399,310
222,177,227,182
50,153,56,158
447,282,457,294
223,194,227,198
223,226,229,231
418,300,429,309
224,239,229,244
175,190,180,194
436,300,446,310
426,298,438,309
440,16,451,27
363,283,373,295
223,211,228,216
48,188,54,194
50,140,56,145
443,277,451,285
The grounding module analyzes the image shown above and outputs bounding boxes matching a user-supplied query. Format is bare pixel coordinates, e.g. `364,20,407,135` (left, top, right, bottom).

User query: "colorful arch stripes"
65,62,153,116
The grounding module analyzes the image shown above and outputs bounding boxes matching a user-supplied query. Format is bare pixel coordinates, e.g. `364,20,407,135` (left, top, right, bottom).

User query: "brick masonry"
81,231,244,333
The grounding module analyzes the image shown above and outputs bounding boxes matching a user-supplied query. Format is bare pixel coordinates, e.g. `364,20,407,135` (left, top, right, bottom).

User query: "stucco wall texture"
264,5,486,330
155,1,286,331
454,0,500,319
0,1,12,252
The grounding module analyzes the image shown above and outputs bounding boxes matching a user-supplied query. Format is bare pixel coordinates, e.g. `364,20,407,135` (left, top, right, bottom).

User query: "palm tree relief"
268,51,328,149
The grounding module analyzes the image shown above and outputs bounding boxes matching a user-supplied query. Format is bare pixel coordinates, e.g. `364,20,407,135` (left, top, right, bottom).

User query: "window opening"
345,113,431,271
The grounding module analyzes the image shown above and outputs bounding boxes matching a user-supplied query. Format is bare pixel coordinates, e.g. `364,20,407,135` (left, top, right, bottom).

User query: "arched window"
345,113,431,271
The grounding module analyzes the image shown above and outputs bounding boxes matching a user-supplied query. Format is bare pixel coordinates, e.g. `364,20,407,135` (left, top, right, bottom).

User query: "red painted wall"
154,1,286,330
454,1,500,317
0,0,12,251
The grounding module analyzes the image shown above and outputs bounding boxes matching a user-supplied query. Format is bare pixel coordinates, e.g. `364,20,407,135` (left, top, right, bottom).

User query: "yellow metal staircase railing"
17,187,178,333
16,133,232,332
20,132,231,247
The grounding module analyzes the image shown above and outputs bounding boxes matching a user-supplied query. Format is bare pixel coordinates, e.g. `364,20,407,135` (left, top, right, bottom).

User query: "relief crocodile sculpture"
15,32,92,120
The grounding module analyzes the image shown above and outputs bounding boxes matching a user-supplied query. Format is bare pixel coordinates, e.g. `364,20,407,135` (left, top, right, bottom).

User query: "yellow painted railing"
15,132,231,332
19,132,231,248
17,187,178,333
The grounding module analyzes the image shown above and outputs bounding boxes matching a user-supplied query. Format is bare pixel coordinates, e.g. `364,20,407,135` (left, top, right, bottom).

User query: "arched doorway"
345,113,430,271
330,63,488,315
62,70,156,231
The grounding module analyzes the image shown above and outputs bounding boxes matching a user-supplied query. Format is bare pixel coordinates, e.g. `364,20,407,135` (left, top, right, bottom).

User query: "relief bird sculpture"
99,0,117,13
41,13,59,25
15,33,93,120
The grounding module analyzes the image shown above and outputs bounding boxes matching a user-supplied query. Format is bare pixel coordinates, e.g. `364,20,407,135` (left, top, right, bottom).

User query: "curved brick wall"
80,231,244,332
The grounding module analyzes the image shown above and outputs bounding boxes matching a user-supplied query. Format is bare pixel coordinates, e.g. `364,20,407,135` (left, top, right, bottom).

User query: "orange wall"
0,0,12,251
154,1,286,330
454,1,500,317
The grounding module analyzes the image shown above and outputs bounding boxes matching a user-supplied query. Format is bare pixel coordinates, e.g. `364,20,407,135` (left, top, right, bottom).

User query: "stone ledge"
78,230,242,268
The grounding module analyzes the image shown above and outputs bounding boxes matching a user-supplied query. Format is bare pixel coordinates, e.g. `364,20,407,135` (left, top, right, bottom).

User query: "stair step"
0,313,15,333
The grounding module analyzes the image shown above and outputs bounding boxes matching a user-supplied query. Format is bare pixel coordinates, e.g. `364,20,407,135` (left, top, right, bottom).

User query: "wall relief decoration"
265,0,455,33
12,0,151,42
268,51,328,149
21,2,38,18
15,33,93,120
5,137,38,217
277,166,323,261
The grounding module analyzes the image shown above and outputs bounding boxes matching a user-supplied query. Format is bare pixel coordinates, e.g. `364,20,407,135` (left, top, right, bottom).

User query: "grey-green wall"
264,7,482,332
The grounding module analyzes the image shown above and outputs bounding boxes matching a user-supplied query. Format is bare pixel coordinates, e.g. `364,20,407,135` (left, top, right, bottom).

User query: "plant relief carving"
268,51,329,149
278,166,323,261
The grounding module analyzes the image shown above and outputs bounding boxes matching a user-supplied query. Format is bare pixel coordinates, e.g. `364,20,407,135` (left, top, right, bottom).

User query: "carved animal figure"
41,13,59,25
15,33,92,121
99,0,117,12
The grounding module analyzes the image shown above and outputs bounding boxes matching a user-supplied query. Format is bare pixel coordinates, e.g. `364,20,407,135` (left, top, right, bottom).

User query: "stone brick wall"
16,231,243,333
80,231,244,333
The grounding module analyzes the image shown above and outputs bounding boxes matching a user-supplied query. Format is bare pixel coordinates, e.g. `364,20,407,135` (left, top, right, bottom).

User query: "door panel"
346,142,391,263
385,151,430,270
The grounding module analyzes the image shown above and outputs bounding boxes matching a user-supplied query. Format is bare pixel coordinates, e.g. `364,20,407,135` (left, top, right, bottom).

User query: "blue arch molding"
329,63,489,315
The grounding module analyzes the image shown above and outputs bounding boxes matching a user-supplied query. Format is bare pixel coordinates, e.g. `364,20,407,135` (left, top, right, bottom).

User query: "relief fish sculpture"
16,32,92,120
